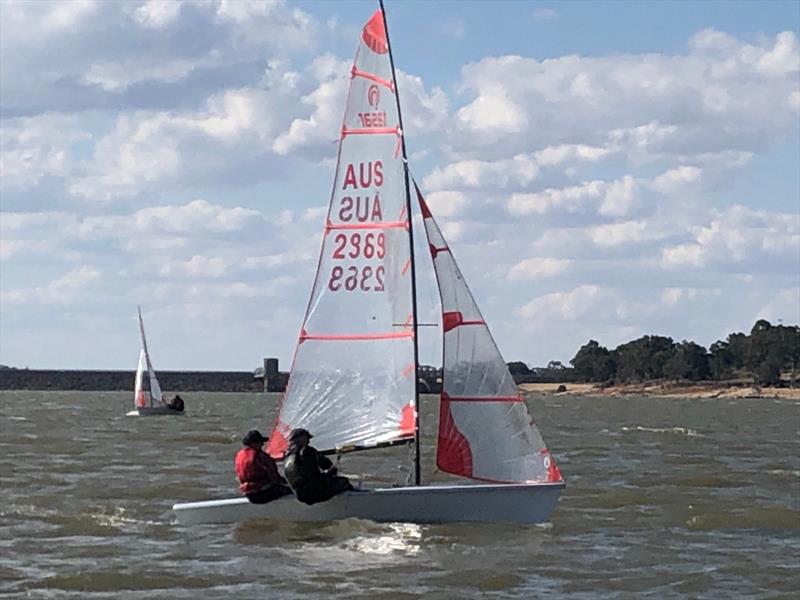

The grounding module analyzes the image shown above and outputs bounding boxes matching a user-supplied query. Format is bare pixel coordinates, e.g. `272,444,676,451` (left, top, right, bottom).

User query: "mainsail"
136,307,163,407
134,349,148,408
416,184,562,483
268,10,415,458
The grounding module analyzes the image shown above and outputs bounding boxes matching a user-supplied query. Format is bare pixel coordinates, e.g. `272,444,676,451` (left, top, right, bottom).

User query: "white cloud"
273,55,349,156
133,0,183,29
517,285,606,326
508,180,605,216
534,143,611,166
424,154,539,190
441,18,466,39
532,9,557,21
69,88,279,200
424,191,468,218
651,165,702,195
507,257,572,281
588,221,648,248
0,115,84,188
660,204,800,270
0,239,51,261
159,255,229,279
82,58,200,92
599,175,639,217
1,266,99,305
452,30,799,156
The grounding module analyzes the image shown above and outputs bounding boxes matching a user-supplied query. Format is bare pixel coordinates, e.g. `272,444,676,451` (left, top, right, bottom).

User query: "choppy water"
1,391,798,599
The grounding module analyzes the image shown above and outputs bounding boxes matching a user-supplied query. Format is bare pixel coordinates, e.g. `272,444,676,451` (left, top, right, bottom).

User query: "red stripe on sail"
442,311,485,333
326,220,408,231
362,9,388,54
436,392,473,477
429,244,449,258
400,403,415,435
416,185,433,218
300,331,414,342
351,66,395,91
446,395,524,403
267,424,290,459
342,126,399,137
400,363,415,378
400,258,411,275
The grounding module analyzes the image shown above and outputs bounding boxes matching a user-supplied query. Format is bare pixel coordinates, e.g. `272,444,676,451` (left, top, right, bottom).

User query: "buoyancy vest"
235,447,276,494
283,446,324,491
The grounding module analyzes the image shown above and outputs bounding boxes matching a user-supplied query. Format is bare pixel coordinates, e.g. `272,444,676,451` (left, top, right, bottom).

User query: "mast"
379,0,422,486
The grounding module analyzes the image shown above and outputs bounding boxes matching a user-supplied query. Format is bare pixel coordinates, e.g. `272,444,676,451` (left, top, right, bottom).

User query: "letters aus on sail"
268,10,415,458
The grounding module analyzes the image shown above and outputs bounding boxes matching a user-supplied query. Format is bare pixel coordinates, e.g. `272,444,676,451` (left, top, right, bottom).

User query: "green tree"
747,320,800,385
615,335,675,382
507,361,530,376
570,340,617,382
664,341,710,381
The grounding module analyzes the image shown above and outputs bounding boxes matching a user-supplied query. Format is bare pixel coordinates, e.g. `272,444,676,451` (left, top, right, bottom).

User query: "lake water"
1,391,798,599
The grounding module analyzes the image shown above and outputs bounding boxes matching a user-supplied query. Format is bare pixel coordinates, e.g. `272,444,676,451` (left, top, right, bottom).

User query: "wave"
621,425,701,437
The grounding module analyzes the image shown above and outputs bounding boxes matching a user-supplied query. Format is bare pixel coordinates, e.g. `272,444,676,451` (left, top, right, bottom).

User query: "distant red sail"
362,9,388,54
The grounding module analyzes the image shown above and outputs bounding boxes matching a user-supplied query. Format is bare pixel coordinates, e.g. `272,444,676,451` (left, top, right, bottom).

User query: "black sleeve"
305,446,332,470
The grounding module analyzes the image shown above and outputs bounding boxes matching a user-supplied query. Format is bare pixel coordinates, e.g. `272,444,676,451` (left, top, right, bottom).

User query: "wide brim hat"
289,428,313,441
242,430,268,446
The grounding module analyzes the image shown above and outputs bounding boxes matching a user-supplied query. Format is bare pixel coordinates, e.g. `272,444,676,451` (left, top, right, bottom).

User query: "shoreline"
519,381,800,400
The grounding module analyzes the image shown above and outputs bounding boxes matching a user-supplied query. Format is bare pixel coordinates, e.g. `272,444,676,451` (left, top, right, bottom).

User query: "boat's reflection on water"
232,518,423,557
347,522,423,556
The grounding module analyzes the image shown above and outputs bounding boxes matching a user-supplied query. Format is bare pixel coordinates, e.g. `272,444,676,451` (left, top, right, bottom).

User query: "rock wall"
0,369,265,392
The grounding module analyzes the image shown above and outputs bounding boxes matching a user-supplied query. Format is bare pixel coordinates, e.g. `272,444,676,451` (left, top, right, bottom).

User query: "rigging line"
380,0,422,486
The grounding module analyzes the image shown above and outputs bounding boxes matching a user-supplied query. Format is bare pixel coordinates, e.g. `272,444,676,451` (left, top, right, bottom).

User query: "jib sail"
416,184,562,483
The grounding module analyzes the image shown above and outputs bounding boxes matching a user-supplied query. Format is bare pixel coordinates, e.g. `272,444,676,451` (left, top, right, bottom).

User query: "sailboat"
128,307,184,416
173,3,563,524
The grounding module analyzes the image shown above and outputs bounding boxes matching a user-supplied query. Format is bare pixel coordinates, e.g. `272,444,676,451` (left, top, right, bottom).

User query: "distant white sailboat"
173,2,562,525
129,307,184,416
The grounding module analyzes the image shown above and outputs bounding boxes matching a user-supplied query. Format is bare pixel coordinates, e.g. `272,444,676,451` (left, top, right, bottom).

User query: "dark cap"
289,428,313,441
242,430,268,446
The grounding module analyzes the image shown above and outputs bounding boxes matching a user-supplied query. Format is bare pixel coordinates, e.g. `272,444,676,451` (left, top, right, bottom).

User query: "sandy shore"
519,381,800,400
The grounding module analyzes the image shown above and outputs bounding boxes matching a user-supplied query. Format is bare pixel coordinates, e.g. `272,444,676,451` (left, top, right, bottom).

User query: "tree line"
565,319,799,386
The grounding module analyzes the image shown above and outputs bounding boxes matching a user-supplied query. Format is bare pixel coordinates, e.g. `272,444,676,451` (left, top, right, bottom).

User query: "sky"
1,0,798,371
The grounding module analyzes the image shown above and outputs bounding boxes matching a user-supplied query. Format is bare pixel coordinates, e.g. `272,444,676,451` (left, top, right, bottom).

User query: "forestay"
268,10,415,458
136,307,163,407
416,185,562,483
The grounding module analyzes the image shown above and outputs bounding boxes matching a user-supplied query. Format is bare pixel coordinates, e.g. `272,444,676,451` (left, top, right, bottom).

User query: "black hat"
289,428,313,441
242,430,268,446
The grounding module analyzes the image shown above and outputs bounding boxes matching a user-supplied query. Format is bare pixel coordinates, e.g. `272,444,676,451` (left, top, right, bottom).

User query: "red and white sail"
268,10,415,458
134,350,148,408
135,306,163,408
416,185,562,483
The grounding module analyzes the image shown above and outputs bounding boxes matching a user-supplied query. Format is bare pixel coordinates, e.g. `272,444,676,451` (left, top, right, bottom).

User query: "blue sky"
1,0,798,371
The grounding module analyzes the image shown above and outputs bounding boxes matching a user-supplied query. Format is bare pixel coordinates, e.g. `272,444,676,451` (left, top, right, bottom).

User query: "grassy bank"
519,381,800,400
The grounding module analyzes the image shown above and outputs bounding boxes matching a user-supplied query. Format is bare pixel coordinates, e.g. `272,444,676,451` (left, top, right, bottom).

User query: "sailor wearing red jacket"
235,430,292,504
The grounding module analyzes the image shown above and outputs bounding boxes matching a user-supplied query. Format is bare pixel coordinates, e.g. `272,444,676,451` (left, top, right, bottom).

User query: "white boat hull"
172,482,564,525
126,406,184,416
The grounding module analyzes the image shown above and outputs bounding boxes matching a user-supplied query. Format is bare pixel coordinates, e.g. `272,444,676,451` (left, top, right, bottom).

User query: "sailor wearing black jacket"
283,428,354,505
